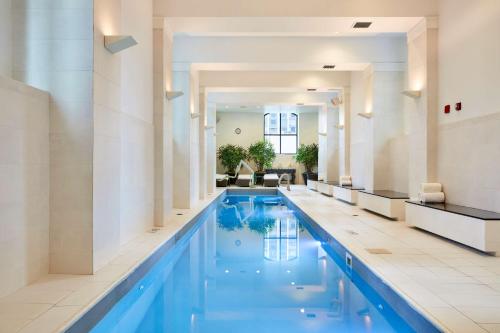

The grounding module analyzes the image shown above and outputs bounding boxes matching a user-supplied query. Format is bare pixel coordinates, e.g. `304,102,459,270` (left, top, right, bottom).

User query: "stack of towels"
419,183,445,203
340,176,352,186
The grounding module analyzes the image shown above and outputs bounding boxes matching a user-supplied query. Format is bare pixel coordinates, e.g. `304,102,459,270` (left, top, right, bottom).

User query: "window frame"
264,112,298,155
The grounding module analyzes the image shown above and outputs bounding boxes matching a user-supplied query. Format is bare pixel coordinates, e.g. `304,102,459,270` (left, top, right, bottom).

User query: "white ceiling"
167,17,423,37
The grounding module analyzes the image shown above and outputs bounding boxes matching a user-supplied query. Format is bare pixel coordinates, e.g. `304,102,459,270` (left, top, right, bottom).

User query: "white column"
318,103,339,182
206,100,217,194
153,18,174,225
338,87,351,178
198,91,207,200
407,18,438,199
172,65,200,208
362,66,406,191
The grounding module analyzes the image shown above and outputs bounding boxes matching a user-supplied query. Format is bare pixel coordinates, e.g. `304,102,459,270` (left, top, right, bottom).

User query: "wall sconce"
191,113,200,119
318,132,327,136
335,125,345,130
166,91,184,100
104,35,137,54
357,112,373,119
401,90,421,99
204,125,214,130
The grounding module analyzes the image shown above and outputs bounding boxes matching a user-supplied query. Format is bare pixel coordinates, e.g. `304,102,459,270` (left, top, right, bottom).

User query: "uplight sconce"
401,90,421,99
104,35,137,54
166,91,184,100
191,113,200,119
357,112,373,119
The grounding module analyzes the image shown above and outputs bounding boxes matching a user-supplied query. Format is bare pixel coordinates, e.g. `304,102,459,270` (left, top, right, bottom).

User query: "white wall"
0,76,49,297
173,36,407,67
0,0,12,77
119,0,154,247
93,0,154,271
215,111,318,184
437,0,500,212
13,0,95,274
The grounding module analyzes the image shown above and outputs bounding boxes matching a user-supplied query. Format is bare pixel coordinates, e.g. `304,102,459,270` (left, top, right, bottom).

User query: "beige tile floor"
1,186,500,332
280,186,500,333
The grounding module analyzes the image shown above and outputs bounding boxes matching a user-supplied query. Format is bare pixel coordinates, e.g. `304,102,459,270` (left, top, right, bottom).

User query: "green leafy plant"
247,140,276,172
217,144,248,174
295,143,319,173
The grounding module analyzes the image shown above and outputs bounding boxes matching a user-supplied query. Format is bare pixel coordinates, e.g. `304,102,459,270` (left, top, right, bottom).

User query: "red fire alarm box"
444,105,451,114
455,102,462,111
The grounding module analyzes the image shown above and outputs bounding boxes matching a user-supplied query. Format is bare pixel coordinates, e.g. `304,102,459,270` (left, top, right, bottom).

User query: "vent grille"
322,65,336,69
353,22,372,29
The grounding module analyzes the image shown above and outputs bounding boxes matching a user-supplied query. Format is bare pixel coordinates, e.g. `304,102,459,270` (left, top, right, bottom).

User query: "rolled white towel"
340,180,352,186
418,192,445,203
421,183,442,193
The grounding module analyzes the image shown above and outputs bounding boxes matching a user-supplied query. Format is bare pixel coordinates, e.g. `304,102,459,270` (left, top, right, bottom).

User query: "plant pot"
255,171,266,185
307,172,318,182
301,172,308,185
228,172,237,185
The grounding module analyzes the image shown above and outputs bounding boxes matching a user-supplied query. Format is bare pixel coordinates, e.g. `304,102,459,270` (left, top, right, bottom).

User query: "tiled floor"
1,186,500,333
0,190,224,333
280,186,500,333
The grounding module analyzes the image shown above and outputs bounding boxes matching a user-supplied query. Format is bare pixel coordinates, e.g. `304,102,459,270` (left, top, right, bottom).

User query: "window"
264,112,298,154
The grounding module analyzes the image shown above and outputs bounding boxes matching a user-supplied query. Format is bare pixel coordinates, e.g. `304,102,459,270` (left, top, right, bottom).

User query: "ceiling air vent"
353,22,372,29
307,88,317,91
323,65,336,69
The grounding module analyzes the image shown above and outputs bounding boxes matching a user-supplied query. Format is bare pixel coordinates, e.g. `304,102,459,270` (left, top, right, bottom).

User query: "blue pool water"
87,195,435,333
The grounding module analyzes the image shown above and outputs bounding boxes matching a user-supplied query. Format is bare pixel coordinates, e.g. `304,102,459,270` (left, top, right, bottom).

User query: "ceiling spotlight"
352,22,372,29
323,65,336,69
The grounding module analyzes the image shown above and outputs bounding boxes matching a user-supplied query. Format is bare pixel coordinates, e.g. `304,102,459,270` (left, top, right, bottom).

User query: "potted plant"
295,143,319,184
217,144,248,184
248,141,276,184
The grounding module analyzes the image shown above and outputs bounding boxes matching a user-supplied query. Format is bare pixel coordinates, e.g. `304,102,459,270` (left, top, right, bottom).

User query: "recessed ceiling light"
322,65,336,69
225,105,229,109
353,22,372,29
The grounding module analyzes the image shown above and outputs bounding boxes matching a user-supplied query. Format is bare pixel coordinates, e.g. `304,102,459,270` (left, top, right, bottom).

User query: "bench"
406,201,500,255
307,179,318,191
317,181,338,197
333,185,364,204
358,190,409,220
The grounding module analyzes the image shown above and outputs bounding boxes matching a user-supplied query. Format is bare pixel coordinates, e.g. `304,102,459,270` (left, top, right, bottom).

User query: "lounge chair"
263,173,279,187
235,174,253,187
216,174,229,187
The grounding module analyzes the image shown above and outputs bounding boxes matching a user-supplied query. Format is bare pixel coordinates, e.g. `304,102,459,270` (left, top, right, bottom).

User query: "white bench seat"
358,190,409,220
406,201,500,255
333,185,364,204
317,181,338,197
307,180,318,191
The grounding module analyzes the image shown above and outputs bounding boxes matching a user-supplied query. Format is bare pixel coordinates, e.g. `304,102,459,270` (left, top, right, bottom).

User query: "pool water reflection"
91,195,415,333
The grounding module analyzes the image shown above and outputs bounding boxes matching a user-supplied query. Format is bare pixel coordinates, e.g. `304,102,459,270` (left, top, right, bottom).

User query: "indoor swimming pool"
71,192,441,333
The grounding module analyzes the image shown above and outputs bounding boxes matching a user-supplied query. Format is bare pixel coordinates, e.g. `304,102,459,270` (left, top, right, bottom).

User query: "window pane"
281,136,297,154
280,113,297,135
264,113,279,134
265,135,280,154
